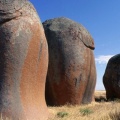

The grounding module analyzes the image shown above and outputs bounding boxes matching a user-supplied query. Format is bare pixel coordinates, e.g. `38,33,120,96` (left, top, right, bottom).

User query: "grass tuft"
80,108,93,116
57,111,68,118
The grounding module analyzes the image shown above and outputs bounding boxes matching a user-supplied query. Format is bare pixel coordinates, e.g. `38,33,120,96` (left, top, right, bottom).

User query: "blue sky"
30,0,120,90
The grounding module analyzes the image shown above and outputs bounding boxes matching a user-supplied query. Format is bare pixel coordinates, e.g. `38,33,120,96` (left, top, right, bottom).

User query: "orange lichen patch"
20,21,48,120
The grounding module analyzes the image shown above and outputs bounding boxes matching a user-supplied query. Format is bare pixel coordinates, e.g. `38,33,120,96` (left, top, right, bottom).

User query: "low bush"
80,108,93,116
57,111,68,118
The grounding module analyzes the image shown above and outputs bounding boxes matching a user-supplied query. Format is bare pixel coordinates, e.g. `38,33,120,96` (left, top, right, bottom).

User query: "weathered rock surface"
103,54,120,100
43,17,96,106
0,1,48,120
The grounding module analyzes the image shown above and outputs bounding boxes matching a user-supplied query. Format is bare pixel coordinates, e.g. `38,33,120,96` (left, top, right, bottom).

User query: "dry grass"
48,91,120,120
0,114,10,120
0,91,120,120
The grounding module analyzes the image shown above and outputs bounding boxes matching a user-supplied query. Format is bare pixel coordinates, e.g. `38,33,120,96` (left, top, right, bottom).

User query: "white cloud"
95,55,114,64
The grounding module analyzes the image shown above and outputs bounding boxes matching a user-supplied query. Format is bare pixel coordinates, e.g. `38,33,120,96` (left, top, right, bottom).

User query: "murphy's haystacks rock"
43,17,96,106
0,0,48,119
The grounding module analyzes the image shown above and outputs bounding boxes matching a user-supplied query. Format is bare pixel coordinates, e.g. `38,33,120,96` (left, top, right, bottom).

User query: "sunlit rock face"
103,54,120,100
0,1,48,120
43,17,96,106
0,0,27,13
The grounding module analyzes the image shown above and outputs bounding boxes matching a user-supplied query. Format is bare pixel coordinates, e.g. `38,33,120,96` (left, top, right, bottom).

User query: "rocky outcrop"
103,54,120,100
0,1,48,120
43,17,96,106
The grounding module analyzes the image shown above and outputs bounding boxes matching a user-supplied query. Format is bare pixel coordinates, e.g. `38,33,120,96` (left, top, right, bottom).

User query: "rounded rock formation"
103,54,120,100
0,1,48,120
43,17,96,106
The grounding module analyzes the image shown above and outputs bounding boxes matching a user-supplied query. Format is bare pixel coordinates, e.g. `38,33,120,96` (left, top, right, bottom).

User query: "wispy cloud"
95,55,114,64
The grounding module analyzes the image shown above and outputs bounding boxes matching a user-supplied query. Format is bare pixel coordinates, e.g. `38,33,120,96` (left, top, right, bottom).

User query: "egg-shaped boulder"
43,17,96,106
103,54,120,100
0,1,48,120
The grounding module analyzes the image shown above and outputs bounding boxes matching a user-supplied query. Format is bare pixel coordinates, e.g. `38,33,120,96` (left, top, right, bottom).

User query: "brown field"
48,90,120,120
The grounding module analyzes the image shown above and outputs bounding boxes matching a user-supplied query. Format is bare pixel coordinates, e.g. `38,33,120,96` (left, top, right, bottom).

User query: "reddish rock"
103,54,120,100
43,17,96,105
0,1,48,120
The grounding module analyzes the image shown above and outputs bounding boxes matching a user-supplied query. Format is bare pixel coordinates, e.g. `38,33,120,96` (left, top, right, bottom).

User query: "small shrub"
57,111,68,118
80,108,93,116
